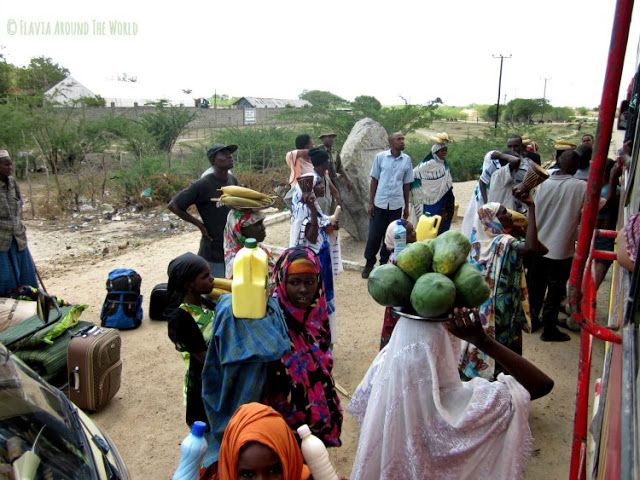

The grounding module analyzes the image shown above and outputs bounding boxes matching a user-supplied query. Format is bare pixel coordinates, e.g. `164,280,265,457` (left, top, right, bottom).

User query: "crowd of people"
0,125,637,478
159,129,622,479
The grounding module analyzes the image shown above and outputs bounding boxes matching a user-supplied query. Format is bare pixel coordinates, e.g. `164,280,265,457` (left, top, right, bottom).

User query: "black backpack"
100,269,143,330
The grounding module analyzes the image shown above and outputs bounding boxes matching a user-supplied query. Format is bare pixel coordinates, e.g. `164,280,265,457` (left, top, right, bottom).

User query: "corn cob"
208,288,232,301
220,185,273,201
506,209,528,229
213,278,232,290
212,194,273,209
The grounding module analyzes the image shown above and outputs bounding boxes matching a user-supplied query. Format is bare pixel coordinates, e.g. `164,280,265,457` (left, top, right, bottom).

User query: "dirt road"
26,188,604,479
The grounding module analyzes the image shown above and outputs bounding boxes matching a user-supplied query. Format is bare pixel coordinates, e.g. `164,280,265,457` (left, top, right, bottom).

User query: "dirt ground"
25,180,606,479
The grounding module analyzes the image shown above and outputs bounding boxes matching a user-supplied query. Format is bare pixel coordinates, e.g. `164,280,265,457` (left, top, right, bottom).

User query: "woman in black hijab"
166,252,214,427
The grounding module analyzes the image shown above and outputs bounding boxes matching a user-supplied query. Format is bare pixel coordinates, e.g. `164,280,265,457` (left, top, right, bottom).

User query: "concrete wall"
78,105,290,129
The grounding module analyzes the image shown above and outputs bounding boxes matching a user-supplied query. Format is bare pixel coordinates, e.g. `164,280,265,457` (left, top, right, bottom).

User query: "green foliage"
434,105,467,121
547,106,574,122
502,98,549,123
138,102,196,152
479,104,498,123
207,126,308,171
299,90,348,107
110,153,193,200
78,95,106,107
0,102,32,155
352,95,382,115
279,95,441,140
0,61,14,98
15,56,69,95
207,93,239,107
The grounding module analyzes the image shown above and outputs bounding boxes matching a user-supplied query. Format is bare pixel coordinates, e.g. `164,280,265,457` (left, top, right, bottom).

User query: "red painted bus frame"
568,0,634,477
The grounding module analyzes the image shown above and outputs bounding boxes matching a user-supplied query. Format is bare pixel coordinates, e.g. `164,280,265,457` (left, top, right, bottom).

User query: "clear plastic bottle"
297,424,339,480
393,219,407,255
172,421,208,480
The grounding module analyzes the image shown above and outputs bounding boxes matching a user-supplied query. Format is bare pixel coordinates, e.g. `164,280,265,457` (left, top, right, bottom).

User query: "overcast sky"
2,0,639,107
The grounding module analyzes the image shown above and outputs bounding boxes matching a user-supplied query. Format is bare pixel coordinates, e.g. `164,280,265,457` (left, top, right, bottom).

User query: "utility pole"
492,54,512,128
541,77,551,122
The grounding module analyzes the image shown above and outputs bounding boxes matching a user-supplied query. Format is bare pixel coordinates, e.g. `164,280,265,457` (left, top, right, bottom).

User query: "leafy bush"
207,126,316,170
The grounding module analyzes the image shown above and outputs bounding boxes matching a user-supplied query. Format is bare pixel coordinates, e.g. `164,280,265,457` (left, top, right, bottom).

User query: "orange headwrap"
218,403,311,480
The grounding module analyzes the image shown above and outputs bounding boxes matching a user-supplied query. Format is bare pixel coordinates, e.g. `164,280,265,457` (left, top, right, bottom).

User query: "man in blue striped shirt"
362,132,414,278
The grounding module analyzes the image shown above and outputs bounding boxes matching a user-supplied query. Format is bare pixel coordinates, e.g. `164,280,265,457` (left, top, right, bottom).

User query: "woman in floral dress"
263,246,343,446
459,195,547,380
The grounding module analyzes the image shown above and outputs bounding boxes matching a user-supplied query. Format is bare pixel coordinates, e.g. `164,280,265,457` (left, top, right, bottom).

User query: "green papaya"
453,262,491,307
396,241,433,280
431,230,472,275
410,272,456,318
367,264,413,307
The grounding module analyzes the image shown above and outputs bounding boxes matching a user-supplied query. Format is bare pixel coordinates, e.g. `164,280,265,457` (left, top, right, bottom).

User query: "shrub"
208,126,318,170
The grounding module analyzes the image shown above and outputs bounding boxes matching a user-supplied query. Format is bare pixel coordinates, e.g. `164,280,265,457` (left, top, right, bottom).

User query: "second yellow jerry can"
416,214,442,241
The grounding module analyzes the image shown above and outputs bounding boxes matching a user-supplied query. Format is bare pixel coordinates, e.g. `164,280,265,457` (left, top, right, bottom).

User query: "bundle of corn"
212,186,275,209
209,278,232,301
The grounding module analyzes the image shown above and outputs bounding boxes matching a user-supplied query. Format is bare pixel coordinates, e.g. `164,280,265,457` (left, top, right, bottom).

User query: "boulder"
335,118,389,241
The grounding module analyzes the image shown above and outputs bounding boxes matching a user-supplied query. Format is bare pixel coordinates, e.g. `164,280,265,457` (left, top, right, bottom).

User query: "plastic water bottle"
172,421,208,480
297,424,339,480
393,219,407,255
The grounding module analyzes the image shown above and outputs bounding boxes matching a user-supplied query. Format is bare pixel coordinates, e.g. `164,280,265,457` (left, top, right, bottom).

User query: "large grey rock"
335,118,389,241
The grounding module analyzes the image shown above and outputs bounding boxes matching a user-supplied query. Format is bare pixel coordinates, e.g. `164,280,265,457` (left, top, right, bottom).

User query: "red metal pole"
569,2,634,478
568,0,634,315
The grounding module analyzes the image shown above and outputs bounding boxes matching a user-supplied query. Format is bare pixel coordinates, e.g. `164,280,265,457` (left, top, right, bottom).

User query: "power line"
492,54,512,128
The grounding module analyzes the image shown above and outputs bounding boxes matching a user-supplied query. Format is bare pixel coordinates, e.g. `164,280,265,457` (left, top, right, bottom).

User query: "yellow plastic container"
232,238,268,319
416,214,442,241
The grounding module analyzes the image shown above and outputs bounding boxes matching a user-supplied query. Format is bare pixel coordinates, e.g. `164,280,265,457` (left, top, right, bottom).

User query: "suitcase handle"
70,366,80,391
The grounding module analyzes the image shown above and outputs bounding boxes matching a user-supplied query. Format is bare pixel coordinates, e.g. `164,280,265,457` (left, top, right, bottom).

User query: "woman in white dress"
348,308,553,480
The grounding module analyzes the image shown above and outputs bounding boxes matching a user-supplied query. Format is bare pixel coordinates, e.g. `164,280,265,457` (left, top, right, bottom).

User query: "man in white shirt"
527,150,586,342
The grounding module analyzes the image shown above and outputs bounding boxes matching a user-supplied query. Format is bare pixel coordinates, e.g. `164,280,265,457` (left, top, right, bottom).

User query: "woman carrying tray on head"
348,307,553,480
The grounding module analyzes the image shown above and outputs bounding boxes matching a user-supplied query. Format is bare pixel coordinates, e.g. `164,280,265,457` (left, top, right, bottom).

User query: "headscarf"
411,144,452,206
625,212,640,262
167,252,209,296
349,317,532,479
469,203,503,265
267,247,343,447
273,246,327,335
218,403,310,480
223,209,269,278
431,142,448,156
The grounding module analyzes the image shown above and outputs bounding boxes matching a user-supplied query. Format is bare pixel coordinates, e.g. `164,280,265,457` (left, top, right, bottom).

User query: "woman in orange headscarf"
215,402,310,480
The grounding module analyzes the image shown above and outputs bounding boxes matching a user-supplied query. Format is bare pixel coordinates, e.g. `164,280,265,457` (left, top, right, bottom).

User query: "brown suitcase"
67,324,122,411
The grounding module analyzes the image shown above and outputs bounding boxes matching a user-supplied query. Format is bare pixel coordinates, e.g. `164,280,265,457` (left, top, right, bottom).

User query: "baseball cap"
207,144,238,161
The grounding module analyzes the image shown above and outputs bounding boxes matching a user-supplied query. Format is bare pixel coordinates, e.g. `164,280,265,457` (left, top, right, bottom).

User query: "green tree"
299,90,348,107
478,104,498,123
502,98,548,123
0,61,15,99
78,95,106,107
434,105,467,121
352,95,382,117
15,56,69,94
138,102,196,153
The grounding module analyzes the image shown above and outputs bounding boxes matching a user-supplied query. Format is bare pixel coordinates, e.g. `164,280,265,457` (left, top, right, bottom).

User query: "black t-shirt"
171,173,238,262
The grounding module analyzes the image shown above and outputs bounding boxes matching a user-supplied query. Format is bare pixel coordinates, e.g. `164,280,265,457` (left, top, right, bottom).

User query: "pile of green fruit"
367,230,491,318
